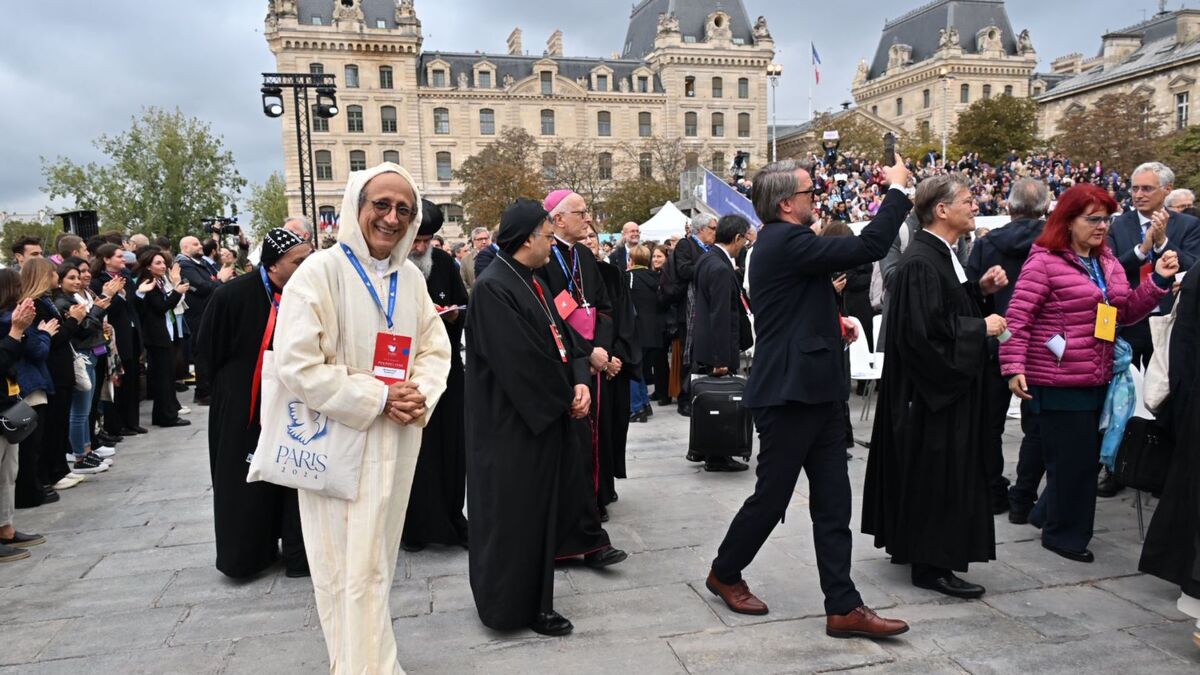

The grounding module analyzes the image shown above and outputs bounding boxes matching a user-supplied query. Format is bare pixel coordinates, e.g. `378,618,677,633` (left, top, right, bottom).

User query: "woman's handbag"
71,349,92,392
1144,294,1179,414
0,399,38,444
247,351,367,500
1113,416,1172,493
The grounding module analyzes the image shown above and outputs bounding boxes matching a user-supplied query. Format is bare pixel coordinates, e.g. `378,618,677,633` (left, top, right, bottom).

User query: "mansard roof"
622,0,756,60
867,0,1020,80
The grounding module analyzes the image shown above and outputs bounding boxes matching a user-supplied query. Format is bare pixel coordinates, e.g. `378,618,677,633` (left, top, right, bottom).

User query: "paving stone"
156,565,277,607
391,577,432,618
555,583,725,641
0,641,233,675
565,545,707,594
170,593,313,645
667,616,894,674
983,585,1164,638
84,542,213,579
951,629,1197,674
0,551,101,589
225,630,330,674
39,607,186,661
32,524,172,559
0,571,174,623
440,635,688,675
873,602,1040,660
0,619,69,665
1125,620,1200,667
157,521,217,548
399,544,469,579
998,537,1145,587
1096,574,1191,620
430,573,478,614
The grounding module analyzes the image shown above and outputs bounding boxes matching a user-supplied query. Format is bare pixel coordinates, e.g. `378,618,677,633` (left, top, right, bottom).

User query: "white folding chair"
846,316,882,420
871,314,883,353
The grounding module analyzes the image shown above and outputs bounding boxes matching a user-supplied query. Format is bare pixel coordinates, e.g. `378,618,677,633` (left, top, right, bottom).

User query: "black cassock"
465,252,611,630
862,230,995,573
196,269,306,578
402,247,470,547
594,260,640,504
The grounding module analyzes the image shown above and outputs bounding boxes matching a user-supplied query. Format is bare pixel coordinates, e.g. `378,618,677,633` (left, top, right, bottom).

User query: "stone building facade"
851,0,1037,146
264,0,776,234
1036,8,1200,139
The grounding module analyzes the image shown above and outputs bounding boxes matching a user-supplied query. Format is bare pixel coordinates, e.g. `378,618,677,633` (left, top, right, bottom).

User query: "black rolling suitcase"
689,375,753,461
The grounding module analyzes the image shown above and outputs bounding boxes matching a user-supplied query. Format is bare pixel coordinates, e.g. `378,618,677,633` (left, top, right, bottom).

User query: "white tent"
639,201,691,242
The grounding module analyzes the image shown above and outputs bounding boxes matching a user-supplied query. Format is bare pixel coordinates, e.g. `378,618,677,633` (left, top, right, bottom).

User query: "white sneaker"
93,446,116,459
53,475,84,490
178,406,192,415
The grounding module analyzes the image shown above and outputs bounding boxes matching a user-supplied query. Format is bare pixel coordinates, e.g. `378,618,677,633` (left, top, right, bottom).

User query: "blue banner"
703,170,761,228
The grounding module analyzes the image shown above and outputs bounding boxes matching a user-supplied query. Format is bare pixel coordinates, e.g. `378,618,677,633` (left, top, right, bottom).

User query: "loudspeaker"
58,210,99,239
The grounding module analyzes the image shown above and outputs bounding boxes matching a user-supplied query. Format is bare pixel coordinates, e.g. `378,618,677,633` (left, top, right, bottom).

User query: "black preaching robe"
465,252,611,630
403,247,470,547
196,269,306,578
862,230,995,573
594,260,639,504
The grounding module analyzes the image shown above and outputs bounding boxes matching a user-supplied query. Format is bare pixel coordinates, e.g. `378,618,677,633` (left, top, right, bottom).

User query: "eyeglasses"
370,200,415,221
792,188,817,199
1129,185,1161,194
563,209,591,218
1080,215,1114,226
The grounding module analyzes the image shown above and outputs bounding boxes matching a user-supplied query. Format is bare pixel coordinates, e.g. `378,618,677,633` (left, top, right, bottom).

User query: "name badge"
373,333,413,384
553,290,578,322
1094,303,1117,343
550,324,568,363
6,378,18,398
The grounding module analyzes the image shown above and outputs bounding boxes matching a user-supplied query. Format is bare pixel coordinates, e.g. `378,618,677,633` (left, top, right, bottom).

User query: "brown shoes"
826,605,909,639
705,569,769,615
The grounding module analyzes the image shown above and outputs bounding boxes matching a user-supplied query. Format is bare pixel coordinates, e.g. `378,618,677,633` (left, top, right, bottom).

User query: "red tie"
248,294,281,426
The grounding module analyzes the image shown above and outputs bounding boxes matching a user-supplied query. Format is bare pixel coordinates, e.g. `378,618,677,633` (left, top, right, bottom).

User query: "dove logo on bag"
286,401,329,445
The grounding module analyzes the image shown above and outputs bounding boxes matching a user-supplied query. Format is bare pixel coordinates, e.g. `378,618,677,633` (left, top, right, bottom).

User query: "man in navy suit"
703,155,912,640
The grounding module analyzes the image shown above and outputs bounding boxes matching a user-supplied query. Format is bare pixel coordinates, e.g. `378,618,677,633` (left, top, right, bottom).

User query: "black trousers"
38,386,72,486
15,404,48,508
1029,408,1102,553
712,402,863,615
1008,401,1046,510
108,347,142,433
90,355,108,446
146,345,181,425
186,317,210,400
645,346,669,402
983,359,1014,500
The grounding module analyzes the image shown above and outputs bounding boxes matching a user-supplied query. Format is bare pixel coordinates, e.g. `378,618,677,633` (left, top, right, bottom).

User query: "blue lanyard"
692,235,710,253
340,244,397,329
551,244,579,293
259,266,279,310
1078,255,1109,304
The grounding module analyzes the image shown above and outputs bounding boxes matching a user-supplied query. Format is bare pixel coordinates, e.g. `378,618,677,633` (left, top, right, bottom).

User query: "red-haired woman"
1000,184,1180,563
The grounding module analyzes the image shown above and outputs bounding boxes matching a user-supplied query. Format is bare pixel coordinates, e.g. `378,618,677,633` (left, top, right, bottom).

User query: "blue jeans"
68,354,96,456
630,378,649,414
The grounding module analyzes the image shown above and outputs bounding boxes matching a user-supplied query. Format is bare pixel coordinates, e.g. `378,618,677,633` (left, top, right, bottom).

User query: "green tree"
1158,124,1200,194
244,172,290,240
0,221,61,265
952,95,1039,165
601,179,677,234
455,127,544,229
41,107,245,243
1052,93,1168,176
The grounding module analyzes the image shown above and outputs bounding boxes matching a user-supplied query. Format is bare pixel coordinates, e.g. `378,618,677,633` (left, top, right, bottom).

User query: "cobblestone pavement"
0,398,1197,674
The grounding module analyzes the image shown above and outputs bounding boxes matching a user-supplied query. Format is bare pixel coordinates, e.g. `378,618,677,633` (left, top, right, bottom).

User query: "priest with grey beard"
401,200,471,550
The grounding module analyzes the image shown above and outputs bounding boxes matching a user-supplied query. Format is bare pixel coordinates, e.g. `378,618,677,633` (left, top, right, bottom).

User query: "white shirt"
1135,211,1169,261
932,232,968,284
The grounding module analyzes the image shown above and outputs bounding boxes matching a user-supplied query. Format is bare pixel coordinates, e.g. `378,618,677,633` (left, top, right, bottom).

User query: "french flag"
812,42,822,85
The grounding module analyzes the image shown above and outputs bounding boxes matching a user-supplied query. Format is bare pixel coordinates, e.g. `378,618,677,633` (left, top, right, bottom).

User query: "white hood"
335,162,424,272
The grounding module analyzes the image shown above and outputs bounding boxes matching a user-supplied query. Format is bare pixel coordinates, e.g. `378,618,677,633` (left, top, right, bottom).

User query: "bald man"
178,235,234,404
607,221,640,271
283,216,317,249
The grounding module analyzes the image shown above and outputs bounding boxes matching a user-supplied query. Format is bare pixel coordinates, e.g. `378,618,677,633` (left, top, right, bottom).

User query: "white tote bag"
1143,295,1179,415
247,351,367,500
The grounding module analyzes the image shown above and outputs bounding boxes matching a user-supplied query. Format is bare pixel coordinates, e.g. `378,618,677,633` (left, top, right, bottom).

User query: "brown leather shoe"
705,569,768,615
826,605,909,639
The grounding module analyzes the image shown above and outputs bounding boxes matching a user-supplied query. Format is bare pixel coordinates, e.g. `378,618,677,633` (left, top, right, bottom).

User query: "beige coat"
275,163,451,675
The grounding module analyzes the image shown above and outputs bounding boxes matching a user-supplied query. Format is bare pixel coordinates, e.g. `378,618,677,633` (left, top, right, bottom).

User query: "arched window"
638,112,652,137
315,151,333,181
349,150,366,172
318,205,336,226
923,89,931,109
380,106,397,133
479,108,495,135
541,109,556,135
711,112,725,137
379,66,393,89
1004,85,1014,97
597,111,612,137
382,150,400,164
712,77,723,98
738,77,749,99
433,107,449,134
436,152,452,181
960,83,970,103
982,84,992,99
738,113,751,138
684,112,698,137
598,152,613,180
346,105,364,133
345,64,359,88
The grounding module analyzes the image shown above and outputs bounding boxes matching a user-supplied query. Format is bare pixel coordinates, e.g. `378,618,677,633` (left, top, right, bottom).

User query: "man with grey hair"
282,215,315,248
460,226,492,291
967,177,1050,520
674,212,717,420
1166,188,1196,213
704,155,912,639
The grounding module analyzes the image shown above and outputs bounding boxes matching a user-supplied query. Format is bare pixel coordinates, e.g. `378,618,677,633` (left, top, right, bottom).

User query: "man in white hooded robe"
274,163,451,674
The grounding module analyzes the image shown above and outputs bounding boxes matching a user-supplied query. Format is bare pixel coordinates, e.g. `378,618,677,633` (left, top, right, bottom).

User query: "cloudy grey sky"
0,0,1184,214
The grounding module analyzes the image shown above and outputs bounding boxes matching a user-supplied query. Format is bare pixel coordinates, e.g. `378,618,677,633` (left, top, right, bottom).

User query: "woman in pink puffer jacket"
1000,184,1179,563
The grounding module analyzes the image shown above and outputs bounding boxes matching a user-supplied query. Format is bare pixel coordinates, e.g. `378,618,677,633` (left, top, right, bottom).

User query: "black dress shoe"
529,610,573,636
685,451,703,463
677,402,692,417
913,572,985,599
1008,505,1031,525
174,382,189,392
1042,541,1094,563
597,504,609,522
400,541,425,553
657,397,673,407
643,405,653,417
120,426,148,435
1096,470,1124,498
284,565,311,578
41,488,60,504
704,456,749,472
583,546,628,569
96,432,123,445
155,418,191,428
194,396,211,406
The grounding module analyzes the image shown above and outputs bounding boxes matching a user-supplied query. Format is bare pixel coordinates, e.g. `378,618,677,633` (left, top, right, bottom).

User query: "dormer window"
431,69,446,87
376,19,386,28
479,71,492,88
541,71,553,96
311,16,323,25
638,76,649,93
597,75,608,92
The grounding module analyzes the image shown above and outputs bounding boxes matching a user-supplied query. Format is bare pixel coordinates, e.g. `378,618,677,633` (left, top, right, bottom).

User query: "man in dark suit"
692,215,753,473
177,236,233,405
704,155,912,640
675,213,717,419
607,221,640,271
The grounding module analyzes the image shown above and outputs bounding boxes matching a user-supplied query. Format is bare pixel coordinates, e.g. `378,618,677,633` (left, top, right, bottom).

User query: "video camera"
201,216,240,236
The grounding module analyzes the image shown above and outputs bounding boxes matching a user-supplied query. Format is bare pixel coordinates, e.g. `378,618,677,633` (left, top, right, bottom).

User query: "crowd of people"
6,144,1199,673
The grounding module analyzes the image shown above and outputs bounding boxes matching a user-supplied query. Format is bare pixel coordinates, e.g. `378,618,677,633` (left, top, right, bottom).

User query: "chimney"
1178,9,1200,44
547,29,563,57
507,28,522,56
1051,52,1083,74
1100,32,1142,68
